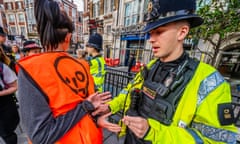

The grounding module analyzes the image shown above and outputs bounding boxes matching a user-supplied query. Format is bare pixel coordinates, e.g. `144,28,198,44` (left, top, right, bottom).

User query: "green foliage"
190,0,240,65
192,0,240,40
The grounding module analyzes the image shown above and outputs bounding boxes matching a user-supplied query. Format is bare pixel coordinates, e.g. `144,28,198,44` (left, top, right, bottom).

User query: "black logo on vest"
55,56,89,98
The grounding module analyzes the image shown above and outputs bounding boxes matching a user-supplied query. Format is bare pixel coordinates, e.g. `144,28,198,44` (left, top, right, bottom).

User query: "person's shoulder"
198,62,216,72
193,61,222,80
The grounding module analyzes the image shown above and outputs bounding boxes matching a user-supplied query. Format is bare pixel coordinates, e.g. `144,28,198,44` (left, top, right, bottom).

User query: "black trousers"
0,95,19,144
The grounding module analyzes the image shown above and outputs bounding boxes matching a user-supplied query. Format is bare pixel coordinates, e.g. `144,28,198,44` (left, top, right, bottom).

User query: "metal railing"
104,67,135,97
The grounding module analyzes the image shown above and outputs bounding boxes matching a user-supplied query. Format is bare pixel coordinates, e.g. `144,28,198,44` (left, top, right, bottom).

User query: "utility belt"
128,57,199,125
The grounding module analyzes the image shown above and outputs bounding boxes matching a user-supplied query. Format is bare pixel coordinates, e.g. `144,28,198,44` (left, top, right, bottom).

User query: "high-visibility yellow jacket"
109,59,237,144
89,55,106,92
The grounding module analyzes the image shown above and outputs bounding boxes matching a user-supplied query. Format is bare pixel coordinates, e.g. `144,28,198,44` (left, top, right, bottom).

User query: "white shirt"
0,63,17,88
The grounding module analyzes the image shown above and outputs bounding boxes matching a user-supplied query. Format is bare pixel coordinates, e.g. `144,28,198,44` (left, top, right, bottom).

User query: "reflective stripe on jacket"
89,56,106,92
109,59,237,144
19,52,102,144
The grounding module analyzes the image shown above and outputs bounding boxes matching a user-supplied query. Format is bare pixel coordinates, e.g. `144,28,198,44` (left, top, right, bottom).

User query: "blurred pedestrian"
127,52,136,73
0,46,19,144
76,49,87,60
0,27,12,56
17,0,111,143
86,33,106,92
11,44,21,61
0,27,16,73
22,40,42,57
96,0,237,143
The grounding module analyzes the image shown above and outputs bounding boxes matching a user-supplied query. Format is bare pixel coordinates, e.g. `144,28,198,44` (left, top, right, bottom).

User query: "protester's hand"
122,115,149,138
98,91,112,104
92,103,110,116
97,112,121,133
86,91,112,109
86,92,101,108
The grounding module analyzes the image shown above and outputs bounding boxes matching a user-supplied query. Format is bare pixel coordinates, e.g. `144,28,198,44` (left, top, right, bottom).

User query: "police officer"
96,0,238,143
86,33,106,92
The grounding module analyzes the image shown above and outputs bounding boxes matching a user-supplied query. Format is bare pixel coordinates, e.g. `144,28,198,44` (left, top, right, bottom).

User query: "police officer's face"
148,21,189,62
86,46,95,55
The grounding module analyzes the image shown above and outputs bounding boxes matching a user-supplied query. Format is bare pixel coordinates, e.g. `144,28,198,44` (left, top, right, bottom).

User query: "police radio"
126,88,142,116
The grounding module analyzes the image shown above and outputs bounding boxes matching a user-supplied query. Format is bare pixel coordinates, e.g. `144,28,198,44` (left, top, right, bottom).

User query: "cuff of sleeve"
142,126,151,139
82,100,95,113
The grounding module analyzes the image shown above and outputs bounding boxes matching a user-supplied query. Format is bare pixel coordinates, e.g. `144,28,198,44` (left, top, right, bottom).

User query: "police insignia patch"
143,86,156,99
148,2,153,12
218,103,235,126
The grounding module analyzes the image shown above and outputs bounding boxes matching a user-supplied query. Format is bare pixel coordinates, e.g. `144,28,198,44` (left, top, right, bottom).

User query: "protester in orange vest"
17,0,111,143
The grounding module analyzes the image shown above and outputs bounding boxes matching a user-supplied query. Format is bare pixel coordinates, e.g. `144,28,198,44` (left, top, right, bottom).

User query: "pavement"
15,124,125,144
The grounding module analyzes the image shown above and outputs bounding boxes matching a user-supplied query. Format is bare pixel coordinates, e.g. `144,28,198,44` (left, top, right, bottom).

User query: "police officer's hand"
97,112,121,133
122,115,149,138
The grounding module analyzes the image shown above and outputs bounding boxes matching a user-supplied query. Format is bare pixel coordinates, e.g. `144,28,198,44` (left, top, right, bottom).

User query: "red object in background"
131,61,145,72
104,58,120,67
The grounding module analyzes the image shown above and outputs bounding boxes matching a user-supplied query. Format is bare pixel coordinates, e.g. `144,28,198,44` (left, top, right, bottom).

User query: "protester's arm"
18,69,96,144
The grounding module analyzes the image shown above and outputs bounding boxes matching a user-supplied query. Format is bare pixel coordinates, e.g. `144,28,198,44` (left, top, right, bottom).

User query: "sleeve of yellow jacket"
109,62,238,144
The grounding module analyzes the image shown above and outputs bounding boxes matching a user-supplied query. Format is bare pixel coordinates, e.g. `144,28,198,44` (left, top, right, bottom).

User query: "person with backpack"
0,46,19,144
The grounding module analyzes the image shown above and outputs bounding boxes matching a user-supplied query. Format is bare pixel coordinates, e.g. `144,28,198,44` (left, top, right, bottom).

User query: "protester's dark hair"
34,0,74,51
0,46,11,65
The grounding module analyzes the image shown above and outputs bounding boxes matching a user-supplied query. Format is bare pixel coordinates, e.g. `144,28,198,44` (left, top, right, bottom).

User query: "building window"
18,1,22,9
124,1,139,26
143,0,149,15
93,2,100,17
110,0,114,11
104,0,108,14
20,26,26,36
7,3,12,9
106,25,111,34
10,27,17,35
72,8,76,22
25,0,34,7
18,13,25,22
8,14,15,22
104,0,114,14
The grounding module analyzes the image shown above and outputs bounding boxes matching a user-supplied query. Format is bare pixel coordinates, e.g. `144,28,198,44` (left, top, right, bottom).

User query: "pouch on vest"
218,103,235,125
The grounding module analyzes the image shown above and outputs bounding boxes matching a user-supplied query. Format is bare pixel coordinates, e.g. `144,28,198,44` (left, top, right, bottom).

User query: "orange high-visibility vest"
19,52,102,144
